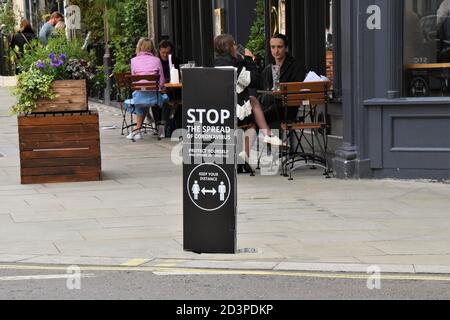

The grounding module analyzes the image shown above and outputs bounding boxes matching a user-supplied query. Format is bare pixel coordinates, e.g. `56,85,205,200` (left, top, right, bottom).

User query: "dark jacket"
260,55,305,107
261,55,305,91
213,54,260,105
10,27,35,55
259,55,305,123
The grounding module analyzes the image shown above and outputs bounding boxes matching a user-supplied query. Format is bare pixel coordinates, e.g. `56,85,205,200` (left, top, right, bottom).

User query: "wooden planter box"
33,80,88,113
18,111,102,184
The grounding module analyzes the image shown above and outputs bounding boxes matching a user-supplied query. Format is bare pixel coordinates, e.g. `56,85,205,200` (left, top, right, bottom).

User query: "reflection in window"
404,0,450,97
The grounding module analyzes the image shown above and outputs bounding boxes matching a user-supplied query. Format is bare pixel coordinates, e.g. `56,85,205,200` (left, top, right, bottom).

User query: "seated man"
157,39,182,138
259,33,305,127
158,40,181,81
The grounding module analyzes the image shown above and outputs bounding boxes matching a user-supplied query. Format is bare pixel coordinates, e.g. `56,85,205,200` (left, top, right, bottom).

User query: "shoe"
238,151,256,173
158,125,165,140
169,107,177,120
263,135,288,148
126,132,143,141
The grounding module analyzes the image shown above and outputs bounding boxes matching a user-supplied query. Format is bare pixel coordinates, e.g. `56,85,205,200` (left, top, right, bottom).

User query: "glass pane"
404,0,450,97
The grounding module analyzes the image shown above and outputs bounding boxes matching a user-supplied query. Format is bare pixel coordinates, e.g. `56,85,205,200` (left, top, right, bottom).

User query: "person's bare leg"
244,126,257,157
249,96,271,137
135,115,144,132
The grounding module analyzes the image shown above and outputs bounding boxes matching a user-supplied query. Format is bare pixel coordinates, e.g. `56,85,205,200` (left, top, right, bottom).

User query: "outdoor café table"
165,82,183,89
257,86,331,179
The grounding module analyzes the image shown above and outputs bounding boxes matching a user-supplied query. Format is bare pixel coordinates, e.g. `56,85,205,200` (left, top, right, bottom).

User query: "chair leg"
121,113,126,136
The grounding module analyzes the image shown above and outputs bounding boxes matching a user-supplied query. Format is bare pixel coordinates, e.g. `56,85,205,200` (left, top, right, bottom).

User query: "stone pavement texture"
1,88,450,274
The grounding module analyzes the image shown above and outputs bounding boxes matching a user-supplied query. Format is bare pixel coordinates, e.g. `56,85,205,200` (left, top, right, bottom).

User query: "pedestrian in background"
10,18,36,56
39,11,63,46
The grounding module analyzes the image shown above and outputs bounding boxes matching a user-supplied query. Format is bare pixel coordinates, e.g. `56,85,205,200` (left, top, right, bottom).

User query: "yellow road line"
154,264,178,267
0,264,449,282
120,259,151,267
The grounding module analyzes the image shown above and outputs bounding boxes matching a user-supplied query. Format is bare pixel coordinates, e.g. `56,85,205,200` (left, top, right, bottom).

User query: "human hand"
245,48,255,59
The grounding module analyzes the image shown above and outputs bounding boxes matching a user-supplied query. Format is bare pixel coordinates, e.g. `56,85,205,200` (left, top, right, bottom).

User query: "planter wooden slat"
20,148,101,160
19,114,99,126
19,123,99,134
20,140,100,152
18,111,101,184
32,80,88,113
21,158,101,169
19,131,99,143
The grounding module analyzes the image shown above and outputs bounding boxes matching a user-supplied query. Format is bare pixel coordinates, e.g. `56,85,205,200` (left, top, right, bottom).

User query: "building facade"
272,0,450,180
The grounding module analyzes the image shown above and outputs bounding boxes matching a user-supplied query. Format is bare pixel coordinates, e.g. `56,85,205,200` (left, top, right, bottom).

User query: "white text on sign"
187,109,231,125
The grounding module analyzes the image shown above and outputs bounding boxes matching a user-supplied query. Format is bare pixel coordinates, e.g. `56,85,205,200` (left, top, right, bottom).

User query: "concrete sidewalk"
1,88,450,274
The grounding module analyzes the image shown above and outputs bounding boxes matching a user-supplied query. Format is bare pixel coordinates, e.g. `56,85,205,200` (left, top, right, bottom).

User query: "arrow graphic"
201,188,217,196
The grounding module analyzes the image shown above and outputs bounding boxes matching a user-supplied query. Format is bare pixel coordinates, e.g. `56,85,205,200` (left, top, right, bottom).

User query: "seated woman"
213,34,284,165
124,37,169,140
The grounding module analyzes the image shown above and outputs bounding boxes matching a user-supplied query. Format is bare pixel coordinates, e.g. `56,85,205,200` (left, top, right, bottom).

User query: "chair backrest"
280,81,330,107
114,72,131,90
128,74,160,92
114,72,131,102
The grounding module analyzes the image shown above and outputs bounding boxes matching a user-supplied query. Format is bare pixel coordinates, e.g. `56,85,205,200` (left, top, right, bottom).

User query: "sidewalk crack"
52,243,62,254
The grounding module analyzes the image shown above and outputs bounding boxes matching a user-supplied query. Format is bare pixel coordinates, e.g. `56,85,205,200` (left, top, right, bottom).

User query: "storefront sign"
366,5,381,30
182,68,237,254
65,5,81,30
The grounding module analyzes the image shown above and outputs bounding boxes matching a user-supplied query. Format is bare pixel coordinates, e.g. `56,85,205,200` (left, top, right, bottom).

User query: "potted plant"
12,37,95,114
12,37,102,184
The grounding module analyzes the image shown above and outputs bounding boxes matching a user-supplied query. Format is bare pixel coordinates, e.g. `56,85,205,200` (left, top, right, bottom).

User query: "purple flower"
50,59,64,68
59,53,66,61
48,53,56,59
36,61,46,69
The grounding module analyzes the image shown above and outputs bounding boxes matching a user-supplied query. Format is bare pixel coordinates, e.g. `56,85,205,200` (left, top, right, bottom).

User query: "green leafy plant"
18,36,91,74
247,0,266,63
11,67,55,114
91,65,106,94
122,0,148,45
70,0,125,43
111,0,148,74
111,36,132,74
0,0,16,35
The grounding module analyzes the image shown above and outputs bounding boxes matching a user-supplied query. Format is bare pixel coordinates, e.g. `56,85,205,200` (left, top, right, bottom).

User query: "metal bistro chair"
279,81,332,180
114,72,132,136
124,74,162,137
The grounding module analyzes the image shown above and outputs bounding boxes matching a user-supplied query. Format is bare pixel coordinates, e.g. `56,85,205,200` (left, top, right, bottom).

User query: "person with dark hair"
158,40,180,82
157,40,182,139
10,18,36,57
259,33,306,125
39,11,63,46
213,34,285,170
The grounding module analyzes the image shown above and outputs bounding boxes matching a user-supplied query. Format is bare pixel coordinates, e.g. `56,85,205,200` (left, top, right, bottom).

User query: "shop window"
404,0,450,97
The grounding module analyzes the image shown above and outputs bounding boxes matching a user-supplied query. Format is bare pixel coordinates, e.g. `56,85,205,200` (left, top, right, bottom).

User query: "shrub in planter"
12,38,95,114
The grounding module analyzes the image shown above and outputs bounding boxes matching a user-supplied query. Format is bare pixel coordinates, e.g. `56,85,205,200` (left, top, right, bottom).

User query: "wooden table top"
165,82,183,89
405,63,450,69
